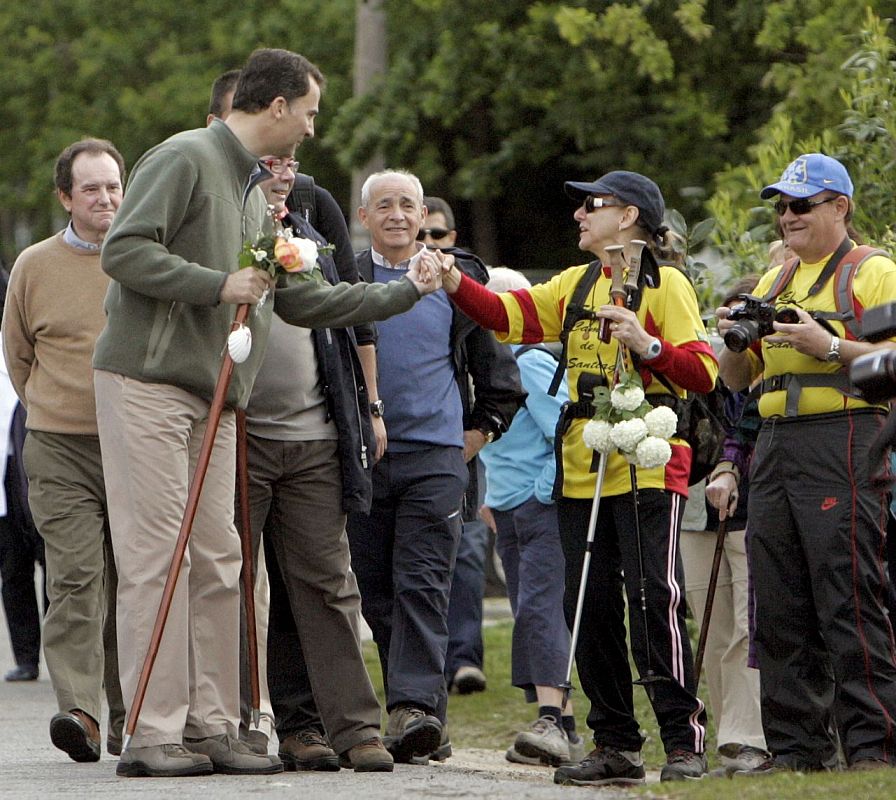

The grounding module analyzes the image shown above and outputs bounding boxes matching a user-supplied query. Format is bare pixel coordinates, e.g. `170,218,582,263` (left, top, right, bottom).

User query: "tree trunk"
350,0,387,250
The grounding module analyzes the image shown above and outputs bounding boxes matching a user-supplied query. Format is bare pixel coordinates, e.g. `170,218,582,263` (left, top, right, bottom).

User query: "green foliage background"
1,0,895,308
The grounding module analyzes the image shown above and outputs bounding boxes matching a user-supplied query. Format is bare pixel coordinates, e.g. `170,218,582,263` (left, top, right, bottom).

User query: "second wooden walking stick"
693,516,728,688
236,408,261,728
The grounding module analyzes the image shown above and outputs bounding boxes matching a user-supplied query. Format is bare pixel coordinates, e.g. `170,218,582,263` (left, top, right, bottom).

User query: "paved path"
1,593,649,798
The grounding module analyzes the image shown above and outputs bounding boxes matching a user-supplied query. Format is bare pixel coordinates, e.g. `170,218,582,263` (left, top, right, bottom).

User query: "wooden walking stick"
693,516,728,688
236,408,261,728
122,304,251,753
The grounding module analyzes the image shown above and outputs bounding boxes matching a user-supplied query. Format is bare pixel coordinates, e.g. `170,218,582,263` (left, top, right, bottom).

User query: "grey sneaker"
383,706,442,764
507,733,585,767
514,716,569,766
451,665,486,694
116,743,213,778
554,745,646,786
279,730,339,771
660,749,708,781
183,733,283,775
719,743,770,773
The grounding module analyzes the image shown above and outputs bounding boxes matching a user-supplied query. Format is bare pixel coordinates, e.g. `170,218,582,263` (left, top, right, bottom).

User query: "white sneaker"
513,716,569,766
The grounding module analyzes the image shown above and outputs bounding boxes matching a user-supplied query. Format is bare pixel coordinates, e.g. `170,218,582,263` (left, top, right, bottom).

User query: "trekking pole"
629,464,670,700
561,451,608,710
121,304,250,753
694,516,729,687
236,409,261,728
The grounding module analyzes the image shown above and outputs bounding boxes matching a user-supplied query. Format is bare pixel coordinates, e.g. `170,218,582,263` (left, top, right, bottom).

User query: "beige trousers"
94,371,242,747
681,527,766,751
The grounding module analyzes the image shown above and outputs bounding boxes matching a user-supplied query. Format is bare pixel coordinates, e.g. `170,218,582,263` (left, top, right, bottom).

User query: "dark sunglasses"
773,196,839,216
584,196,621,213
416,227,451,240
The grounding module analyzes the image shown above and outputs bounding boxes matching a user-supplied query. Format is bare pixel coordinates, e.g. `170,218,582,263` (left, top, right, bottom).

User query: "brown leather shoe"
279,730,339,772
49,710,101,762
339,737,394,773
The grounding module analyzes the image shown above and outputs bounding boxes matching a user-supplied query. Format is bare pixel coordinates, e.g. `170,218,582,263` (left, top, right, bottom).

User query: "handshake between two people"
220,247,448,305
406,248,447,296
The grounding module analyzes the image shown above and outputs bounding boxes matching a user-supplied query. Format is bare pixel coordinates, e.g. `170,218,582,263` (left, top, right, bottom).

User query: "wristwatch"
643,337,663,361
369,400,385,418
478,427,496,444
825,335,841,363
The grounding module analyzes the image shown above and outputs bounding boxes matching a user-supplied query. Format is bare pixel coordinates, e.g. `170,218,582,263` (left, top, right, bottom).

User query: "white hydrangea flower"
635,436,672,469
609,418,648,452
610,383,645,412
582,419,614,453
644,405,678,440
252,248,267,262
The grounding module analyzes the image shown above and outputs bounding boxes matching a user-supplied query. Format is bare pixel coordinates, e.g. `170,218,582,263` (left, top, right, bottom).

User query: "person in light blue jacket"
477,268,584,768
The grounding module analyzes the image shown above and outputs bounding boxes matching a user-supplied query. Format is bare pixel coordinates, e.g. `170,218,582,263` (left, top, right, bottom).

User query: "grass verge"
363,619,896,798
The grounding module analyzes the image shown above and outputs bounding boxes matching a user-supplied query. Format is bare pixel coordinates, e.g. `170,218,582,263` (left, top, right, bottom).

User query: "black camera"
850,303,896,403
723,294,799,353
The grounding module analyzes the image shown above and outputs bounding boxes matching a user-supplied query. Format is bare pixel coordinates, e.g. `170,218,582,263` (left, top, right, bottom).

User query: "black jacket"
356,246,526,519
283,210,376,514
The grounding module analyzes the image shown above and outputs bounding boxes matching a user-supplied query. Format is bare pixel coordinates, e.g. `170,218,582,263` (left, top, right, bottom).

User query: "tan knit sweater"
2,232,110,434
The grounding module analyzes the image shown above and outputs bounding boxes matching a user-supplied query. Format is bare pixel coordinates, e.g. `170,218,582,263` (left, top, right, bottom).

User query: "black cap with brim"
564,170,666,235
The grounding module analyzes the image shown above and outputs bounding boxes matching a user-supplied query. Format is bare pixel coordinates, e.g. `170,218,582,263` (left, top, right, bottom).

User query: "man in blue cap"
717,153,896,773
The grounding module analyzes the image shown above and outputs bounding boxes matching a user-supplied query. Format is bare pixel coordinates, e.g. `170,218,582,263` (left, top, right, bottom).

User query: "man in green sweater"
2,138,127,764
94,48,440,779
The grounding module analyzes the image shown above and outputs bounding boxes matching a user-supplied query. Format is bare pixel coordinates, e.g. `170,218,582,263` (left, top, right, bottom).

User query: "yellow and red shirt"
495,264,717,498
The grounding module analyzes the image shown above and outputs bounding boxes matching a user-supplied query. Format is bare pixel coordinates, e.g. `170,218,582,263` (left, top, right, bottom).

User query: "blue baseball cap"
564,170,666,234
759,153,854,199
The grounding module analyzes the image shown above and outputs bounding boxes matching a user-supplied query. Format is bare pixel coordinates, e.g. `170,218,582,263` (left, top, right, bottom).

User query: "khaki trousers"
681,528,766,751
23,431,124,735
94,371,241,747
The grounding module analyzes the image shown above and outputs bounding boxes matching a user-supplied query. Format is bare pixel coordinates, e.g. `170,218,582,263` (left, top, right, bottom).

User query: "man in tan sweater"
1,138,126,763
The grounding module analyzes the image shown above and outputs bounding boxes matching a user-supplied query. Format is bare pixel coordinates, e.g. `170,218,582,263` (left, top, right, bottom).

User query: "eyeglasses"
584,196,620,213
416,227,451,240
261,158,299,176
773,196,839,216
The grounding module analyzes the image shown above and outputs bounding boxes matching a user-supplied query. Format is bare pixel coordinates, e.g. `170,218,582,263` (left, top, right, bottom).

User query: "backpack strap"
548,259,602,396
514,344,560,362
761,258,799,303
757,372,858,417
288,173,317,222
833,245,886,340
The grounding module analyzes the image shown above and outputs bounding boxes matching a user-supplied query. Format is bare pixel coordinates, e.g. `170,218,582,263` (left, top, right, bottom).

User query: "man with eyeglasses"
717,153,896,774
207,70,392,773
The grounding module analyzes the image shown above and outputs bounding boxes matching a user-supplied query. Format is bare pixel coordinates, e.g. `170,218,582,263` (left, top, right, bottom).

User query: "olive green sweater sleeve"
273,275,420,329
